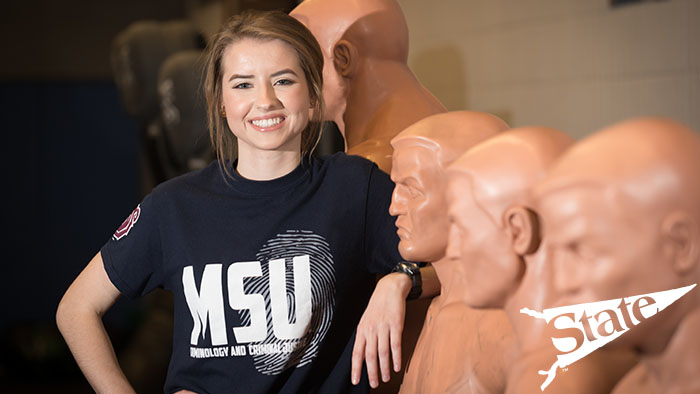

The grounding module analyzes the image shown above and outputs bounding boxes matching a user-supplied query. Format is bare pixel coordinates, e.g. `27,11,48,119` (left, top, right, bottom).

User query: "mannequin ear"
333,39,357,78
661,211,700,275
504,205,541,256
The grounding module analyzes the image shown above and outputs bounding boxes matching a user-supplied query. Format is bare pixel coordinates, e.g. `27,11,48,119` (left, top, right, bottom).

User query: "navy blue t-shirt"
101,153,401,394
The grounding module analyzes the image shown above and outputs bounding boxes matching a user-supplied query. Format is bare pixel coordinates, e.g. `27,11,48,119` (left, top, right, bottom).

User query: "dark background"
1,0,190,391
0,0,297,392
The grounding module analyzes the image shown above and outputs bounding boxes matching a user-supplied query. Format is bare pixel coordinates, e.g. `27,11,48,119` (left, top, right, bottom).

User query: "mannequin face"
221,38,311,157
389,145,448,262
536,185,674,306
535,184,690,350
445,174,522,308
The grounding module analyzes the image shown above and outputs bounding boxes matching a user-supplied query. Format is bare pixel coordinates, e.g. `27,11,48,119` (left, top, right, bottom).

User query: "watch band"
391,261,422,300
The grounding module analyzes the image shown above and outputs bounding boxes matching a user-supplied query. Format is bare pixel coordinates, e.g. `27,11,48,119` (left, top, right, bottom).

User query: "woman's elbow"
55,292,73,335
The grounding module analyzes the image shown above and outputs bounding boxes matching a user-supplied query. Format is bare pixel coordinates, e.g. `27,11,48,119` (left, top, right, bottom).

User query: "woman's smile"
250,115,287,131
220,37,311,157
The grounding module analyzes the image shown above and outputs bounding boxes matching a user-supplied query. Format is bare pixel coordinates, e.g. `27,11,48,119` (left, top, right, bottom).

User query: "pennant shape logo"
520,283,697,391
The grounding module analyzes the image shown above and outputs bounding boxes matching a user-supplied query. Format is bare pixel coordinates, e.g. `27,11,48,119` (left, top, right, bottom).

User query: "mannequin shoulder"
346,141,393,174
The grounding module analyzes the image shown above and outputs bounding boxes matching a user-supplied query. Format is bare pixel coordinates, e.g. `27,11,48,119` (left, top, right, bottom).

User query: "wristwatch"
391,261,422,300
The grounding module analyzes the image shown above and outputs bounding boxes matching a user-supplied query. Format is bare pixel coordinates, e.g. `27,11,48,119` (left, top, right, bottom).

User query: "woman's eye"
274,79,294,86
233,82,251,89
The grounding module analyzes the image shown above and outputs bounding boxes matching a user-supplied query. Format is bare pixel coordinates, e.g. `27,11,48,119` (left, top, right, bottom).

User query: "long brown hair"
204,10,325,179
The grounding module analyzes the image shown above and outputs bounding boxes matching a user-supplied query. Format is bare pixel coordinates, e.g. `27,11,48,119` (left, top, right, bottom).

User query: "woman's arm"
56,252,136,394
351,264,440,388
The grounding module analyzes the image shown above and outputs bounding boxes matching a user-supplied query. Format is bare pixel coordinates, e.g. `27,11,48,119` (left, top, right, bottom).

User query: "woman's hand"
351,272,411,388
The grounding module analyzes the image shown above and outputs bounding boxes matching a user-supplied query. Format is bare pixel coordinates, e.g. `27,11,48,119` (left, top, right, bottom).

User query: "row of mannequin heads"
288,0,699,332
388,112,700,394
392,113,700,316
390,111,700,392
287,1,700,393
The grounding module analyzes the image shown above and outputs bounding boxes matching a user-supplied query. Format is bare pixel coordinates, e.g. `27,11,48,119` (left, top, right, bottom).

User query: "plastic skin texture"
291,3,446,391
291,0,446,173
534,118,700,394
389,111,514,394
445,127,637,393
444,127,575,333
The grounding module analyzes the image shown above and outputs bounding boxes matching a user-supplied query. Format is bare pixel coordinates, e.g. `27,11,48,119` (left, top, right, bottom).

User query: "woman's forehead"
222,38,301,73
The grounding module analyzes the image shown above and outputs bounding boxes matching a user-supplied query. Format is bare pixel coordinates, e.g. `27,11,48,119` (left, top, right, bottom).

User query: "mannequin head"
389,111,508,263
445,127,574,309
291,0,409,129
534,117,700,352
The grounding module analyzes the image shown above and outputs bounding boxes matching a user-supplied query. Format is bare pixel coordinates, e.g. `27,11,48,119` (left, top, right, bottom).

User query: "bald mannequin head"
389,111,508,263
534,117,700,352
445,127,574,309
291,0,408,128
291,0,408,61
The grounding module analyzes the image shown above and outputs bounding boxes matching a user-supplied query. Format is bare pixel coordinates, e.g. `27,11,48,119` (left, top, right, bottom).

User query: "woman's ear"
661,211,700,275
333,39,357,78
504,205,541,256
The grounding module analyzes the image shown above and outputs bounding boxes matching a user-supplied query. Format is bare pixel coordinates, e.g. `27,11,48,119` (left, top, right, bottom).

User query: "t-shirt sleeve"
364,165,402,274
101,192,164,298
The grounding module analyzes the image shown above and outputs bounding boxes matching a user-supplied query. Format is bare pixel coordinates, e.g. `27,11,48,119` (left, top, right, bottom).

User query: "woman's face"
221,38,311,157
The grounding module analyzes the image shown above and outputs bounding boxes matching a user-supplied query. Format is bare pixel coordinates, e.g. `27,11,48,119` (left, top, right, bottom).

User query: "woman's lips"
250,115,286,131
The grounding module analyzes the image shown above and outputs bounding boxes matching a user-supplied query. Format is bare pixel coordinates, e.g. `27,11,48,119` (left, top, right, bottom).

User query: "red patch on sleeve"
112,204,141,241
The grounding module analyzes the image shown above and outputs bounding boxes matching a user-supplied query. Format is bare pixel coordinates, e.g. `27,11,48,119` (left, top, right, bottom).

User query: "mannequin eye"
448,217,465,233
568,242,596,260
407,187,423,198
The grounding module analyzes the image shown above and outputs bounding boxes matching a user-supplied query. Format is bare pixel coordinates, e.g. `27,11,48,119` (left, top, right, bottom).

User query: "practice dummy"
389,111,513,394
533,117,700,394
292,3,445,390
291,0,446,173
444,127,572,335
444,127,635,393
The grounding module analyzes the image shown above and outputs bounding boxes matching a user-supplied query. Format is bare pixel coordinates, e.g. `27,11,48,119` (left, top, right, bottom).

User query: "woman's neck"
235,149,301,181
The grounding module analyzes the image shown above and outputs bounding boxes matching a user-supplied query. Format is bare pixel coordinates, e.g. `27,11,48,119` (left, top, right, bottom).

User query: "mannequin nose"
389,188,406,216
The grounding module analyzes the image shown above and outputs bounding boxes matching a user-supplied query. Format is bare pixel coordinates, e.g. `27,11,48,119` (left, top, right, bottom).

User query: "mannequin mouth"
396,227,409,240
394,218,411,239
250,116,286,131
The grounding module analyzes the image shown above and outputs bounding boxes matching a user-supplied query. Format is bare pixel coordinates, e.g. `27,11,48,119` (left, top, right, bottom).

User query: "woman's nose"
256,83,281,110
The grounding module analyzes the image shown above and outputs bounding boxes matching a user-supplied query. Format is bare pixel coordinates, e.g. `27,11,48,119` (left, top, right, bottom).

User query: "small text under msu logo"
520,283,697,391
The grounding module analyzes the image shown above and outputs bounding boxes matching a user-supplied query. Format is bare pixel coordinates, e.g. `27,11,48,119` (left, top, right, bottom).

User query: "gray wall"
400,0,699,138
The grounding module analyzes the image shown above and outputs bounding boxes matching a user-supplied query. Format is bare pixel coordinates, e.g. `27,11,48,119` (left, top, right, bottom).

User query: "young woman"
56,10,415,394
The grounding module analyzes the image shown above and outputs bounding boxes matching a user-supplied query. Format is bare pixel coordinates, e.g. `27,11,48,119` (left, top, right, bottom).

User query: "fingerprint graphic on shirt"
239,230,336,375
